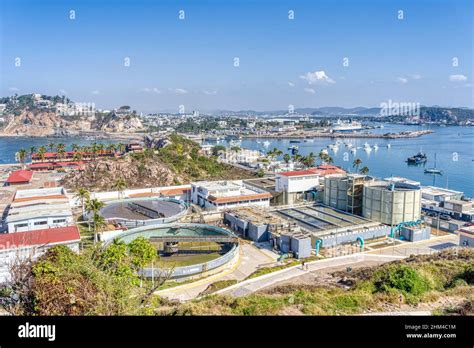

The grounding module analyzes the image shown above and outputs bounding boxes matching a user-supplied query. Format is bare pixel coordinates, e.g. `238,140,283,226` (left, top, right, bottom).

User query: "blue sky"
1,0,472,112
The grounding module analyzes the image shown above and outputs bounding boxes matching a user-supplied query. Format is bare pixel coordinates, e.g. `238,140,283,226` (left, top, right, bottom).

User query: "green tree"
211,145,226,156
15,149,27,168
37,146,47,162
56,143,66,160
128,237,156,269
113,177,127,200
74,188,90,217
283,153,291,164
86,198,105,243
29,146,36,157
353,158,362,172
359,166,369,175
302,152,316,168
48,142,55,152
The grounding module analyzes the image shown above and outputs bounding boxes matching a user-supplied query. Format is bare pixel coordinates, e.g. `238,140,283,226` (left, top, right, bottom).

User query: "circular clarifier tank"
99,197,188,227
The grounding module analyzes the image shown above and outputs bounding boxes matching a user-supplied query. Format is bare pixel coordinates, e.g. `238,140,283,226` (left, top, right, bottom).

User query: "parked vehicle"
439,214,451,221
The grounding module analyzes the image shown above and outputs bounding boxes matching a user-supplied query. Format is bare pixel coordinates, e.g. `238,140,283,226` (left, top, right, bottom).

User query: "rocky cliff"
0,97,144,136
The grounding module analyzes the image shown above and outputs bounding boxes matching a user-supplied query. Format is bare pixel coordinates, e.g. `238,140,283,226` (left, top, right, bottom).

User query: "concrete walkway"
214,253,404,298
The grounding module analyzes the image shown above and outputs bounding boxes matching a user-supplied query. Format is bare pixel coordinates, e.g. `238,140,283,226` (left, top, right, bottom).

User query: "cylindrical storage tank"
363,183,421,225
324,175,348,211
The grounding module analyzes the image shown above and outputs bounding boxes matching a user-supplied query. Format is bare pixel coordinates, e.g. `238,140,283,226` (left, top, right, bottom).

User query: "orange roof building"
191,180,271,211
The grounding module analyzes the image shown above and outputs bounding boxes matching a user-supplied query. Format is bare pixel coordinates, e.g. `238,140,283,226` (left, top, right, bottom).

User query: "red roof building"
0,226,81,249
5,170,33,185
279,165,346,178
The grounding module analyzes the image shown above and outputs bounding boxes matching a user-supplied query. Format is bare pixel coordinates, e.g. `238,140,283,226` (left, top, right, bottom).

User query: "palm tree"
97,143,105,155
29,146,36,158
353,158,362,172
86,198,105,243
91,142,99,159
74,188,90,217
117,143,126,154
302,152,316,168
106,143,117,154
230,146,241,152
359,166,369,175
71,143,80,153
48,142,55,152
283,153,291,164
292,153,302,164
325,155,334,164
73,152,83,161
57,143,66,160
15,149,27,168
92,213,107,244
318,150,327,164
37,146,47,162
113,178,127,200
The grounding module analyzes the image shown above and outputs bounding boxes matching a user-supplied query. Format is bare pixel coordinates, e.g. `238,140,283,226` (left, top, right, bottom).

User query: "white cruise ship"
331,119,364,132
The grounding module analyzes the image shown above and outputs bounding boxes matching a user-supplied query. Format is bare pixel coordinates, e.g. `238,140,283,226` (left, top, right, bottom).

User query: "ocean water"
0,125,473,196
211,124,474,197
0,137,115,163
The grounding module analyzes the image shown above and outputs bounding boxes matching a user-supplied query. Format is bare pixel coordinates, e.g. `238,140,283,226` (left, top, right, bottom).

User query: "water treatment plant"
107,223,239,279
98,197,188,228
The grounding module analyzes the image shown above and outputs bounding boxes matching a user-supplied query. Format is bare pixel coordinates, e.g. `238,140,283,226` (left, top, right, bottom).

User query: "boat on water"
262,140,271,147
229,139,241,147
288,145,299,154
289,140,300,144
321,149,329,155
350,147,357,154
332,119,364,132
407,152,427,164
387,144,391,148
424,153,443,175
373,144,379,150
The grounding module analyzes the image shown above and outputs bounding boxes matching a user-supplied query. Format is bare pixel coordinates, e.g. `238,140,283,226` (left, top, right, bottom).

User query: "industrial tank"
362,182,421,225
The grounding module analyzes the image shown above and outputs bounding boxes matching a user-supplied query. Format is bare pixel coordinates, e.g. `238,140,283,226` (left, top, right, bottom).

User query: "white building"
421,186,464,202
6,187,74,233
191,180,271,211
275,170,321,205
219,148,263,165
276,170,321,194
0,226,81,283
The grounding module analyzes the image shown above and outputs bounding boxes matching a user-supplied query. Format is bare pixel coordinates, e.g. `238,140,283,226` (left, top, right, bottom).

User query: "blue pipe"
315,240,322,255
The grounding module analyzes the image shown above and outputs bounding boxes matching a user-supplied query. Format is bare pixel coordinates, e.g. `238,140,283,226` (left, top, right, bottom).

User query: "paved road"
156,233,459,301
215,253,404,297
216,234,459,298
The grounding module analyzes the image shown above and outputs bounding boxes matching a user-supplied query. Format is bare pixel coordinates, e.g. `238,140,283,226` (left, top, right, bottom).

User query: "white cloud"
304,88,316,94
169,88,188,94
396,77,408,84
8,87,19,92
203,89,218,95
409,74,422,80
91,90,100,95
142,87,161,94
449,74,468,82
288,82,295,87
299,70,335,84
